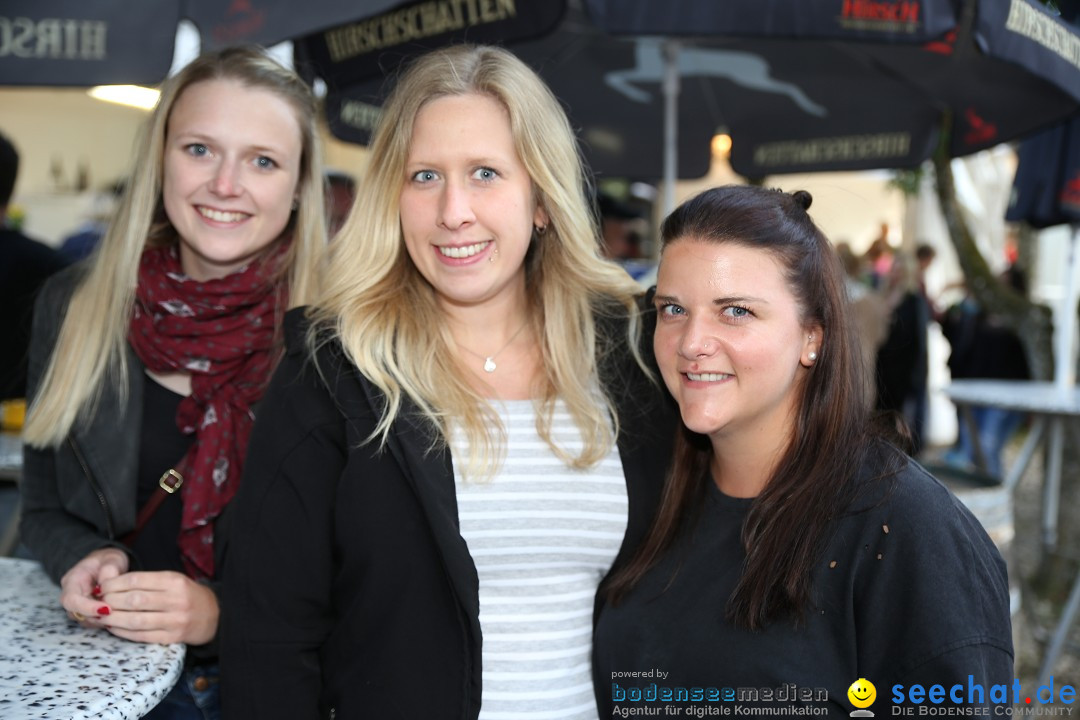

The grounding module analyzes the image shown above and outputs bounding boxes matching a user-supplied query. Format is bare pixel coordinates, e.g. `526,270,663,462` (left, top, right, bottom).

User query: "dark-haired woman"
594,186,1013,716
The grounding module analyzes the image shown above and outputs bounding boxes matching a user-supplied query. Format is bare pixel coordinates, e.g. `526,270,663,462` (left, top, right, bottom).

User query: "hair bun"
792,190,813,211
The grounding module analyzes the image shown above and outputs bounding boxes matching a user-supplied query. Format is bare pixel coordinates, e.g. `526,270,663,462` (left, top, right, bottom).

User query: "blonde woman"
20,46,327,719
222,44,677,719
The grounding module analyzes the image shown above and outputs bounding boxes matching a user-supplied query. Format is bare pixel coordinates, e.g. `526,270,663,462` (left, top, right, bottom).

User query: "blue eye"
659,304,685,317
186,143,208,157
411,170,438,183
723,305,753,320
472,167,498,181
255,156,277,170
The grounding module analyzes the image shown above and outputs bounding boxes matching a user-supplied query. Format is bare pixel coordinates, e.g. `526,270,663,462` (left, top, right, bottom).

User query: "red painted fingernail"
97,606,111,616
91,585,102,597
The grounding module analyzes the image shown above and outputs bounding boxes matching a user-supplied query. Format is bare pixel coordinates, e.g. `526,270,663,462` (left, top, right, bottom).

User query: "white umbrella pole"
1055,224,1080,390
662,40,680,217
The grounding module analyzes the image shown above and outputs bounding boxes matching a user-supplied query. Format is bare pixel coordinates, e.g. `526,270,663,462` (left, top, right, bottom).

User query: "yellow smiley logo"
847,678,876,709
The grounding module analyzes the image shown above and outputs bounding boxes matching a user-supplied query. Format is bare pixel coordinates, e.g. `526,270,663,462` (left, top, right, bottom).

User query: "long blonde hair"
309,44,645,477
24,46,327,448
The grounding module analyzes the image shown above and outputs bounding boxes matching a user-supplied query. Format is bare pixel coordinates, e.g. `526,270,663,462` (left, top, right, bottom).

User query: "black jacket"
20,265,146,581
21,265,226,663
221,306,677,719
0,227,69,400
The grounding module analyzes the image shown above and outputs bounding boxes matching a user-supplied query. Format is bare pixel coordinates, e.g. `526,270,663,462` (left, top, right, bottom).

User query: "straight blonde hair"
24,46,327,448
309,44,645,478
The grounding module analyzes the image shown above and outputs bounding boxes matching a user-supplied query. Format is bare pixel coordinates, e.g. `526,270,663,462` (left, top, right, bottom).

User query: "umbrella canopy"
0,0,403,86
1006,110,1080,389
308,0,1080,184
1007,112,1080,229
585,0,1080,178
307,0,719,179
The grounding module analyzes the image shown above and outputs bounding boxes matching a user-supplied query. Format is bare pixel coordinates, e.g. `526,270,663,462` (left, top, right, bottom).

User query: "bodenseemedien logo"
609,669,831,716
849,678,877,717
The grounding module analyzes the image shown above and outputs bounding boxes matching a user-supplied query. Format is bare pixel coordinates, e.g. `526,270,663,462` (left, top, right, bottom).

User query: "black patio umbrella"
584,0,1080,179
1007,113,1080,230
306,0,1080,189
302,0,720,180
0,0,404,86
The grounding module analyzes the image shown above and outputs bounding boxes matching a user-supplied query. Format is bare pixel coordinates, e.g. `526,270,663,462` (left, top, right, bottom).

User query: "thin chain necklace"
457,320,530,373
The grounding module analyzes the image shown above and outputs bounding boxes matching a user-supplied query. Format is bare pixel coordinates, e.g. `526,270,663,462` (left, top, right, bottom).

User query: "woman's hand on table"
97,570,219,645
60,547,129,626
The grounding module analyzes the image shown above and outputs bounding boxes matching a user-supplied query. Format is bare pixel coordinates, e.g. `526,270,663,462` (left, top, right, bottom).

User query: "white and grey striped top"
451,398,628,720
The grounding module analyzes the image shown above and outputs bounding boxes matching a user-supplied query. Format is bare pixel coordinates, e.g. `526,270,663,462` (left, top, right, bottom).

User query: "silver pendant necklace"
459,320,530,373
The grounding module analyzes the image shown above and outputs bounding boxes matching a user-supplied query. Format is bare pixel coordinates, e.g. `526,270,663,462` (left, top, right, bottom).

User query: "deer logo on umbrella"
605,38,827,117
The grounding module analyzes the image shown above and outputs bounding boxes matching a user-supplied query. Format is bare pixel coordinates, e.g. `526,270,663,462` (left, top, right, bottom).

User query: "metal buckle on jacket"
159,469,184,494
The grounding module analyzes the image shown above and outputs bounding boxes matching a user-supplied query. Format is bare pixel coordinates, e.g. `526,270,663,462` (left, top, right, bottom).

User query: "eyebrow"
405,154,510,168
172,132,286,155
653,293,769,306
713,295,768,306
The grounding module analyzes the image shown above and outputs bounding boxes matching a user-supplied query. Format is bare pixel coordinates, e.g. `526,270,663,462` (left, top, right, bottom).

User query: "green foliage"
888,167,924,197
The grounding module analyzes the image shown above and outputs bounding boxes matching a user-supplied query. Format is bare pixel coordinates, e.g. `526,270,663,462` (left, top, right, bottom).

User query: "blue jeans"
144,664,220,720
949,407,1025,479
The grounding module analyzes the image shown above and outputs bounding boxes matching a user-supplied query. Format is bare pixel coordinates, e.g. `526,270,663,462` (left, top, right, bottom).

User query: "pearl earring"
808,351,818,361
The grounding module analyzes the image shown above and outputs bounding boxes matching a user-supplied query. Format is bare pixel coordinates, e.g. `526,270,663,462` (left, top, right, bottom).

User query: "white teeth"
687,372,729,382
438,241,489,258
198,207,247,223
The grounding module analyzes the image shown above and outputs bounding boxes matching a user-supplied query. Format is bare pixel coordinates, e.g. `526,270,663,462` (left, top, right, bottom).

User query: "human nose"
437,179,475,230
209,158,242,198
678,319,718,360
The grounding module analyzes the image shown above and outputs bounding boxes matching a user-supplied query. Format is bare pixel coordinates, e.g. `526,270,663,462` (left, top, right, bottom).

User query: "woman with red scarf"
19,46,327,720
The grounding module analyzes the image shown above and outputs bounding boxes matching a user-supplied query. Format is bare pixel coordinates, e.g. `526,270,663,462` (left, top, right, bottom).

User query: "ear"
533,204,549,231
801,324,823,367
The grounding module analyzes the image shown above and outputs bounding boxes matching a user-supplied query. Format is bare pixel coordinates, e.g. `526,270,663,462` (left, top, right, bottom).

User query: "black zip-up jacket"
221,305,677,719
20,265,226,657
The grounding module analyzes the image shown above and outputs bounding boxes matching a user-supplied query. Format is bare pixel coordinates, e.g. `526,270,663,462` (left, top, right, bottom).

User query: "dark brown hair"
605,185,901,629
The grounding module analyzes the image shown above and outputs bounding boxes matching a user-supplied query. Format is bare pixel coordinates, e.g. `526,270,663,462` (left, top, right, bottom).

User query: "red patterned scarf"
129,245,285,579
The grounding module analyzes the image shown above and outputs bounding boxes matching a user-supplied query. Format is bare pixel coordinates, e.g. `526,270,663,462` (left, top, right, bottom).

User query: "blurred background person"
324,168,356,239
875,251,930,455
0,129,70,401
19,46,327,720
58,178,127,262
862,222,894,289
598,192,642,260
835,240,889,404
914,242,941,321
940,266,1031,478
598,192,653,282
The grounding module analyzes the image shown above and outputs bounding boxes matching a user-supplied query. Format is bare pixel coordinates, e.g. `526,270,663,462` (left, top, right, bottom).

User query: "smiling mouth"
437,241,490,259
686,372,732,382
198,206,249,223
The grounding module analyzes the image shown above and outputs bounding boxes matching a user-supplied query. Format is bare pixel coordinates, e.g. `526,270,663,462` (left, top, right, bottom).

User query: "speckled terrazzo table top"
0,557,185,720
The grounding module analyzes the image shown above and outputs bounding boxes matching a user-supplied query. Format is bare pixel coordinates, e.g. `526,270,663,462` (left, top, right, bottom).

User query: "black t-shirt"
594,457,1014,717
131,375,192,574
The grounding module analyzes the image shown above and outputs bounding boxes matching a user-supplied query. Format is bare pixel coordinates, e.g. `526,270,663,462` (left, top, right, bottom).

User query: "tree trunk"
932,142,1080,616
931,146,1054,381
